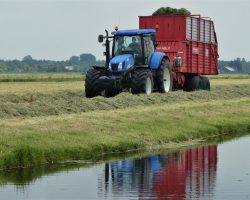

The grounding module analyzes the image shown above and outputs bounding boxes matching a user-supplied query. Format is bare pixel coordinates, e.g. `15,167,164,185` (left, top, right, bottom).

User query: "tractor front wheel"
131,69,153,95
85,68,105,98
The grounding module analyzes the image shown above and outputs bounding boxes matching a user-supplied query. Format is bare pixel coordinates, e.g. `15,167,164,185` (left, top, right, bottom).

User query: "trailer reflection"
100,145,217,199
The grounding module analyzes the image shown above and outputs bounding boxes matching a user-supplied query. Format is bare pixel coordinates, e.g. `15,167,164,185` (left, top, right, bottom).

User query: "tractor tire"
85,68,105,98
201,76,211,91
156,59,173,92
185,75,202,91
131,69,153,95
105,88,121,98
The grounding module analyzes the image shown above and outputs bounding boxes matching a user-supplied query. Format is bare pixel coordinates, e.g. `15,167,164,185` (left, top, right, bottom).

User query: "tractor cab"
109,29,156,72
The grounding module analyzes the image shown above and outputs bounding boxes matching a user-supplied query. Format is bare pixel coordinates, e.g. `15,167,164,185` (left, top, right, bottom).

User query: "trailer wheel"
192,76,203,91
201,76,211,91
185,75,203,91
85,68,105,98
131,69,153,95
157,59,173,92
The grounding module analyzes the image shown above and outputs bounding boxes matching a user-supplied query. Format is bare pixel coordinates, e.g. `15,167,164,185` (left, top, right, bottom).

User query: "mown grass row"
0,72,249,82
0,97,249,169
0,79,249,119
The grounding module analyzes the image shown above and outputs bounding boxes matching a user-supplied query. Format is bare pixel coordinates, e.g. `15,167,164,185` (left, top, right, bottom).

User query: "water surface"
1,135,250,199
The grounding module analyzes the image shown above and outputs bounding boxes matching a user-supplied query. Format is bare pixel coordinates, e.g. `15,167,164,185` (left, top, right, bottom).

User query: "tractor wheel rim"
145,77,152,95
163,67,171,92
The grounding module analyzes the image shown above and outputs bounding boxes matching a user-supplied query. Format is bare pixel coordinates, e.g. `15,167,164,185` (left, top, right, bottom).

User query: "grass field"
0,78,249,119
0,72,83,82
0,74,249,169
0,77,249,95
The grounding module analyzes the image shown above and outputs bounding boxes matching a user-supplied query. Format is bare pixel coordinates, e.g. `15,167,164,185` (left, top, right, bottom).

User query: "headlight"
118,62,123,70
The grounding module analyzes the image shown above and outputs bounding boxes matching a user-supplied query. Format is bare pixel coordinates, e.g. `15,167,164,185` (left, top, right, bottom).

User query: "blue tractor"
85,29,173,98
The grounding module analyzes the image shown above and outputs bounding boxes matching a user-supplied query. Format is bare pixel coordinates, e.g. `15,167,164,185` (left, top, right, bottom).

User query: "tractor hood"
109,54,134,72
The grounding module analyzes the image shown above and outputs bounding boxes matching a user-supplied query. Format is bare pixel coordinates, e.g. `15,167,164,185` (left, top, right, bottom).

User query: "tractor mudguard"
148,52,166,70
92,66,106,70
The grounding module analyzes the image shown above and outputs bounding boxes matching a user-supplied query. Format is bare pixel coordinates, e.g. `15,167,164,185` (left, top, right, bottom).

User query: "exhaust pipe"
105,30,110,69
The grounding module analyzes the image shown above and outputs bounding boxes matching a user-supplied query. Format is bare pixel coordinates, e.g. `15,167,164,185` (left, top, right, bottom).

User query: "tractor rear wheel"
156,59,173,92
85,68,105,98
131,69,153,95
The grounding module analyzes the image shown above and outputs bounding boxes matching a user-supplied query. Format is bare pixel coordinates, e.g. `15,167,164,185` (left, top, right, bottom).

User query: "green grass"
0,75,249,169
209,73,250,79
0,98,249,169
0,72,83,82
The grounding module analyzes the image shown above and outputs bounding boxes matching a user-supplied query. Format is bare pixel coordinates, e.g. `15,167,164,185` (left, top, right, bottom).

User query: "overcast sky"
0,0,249,61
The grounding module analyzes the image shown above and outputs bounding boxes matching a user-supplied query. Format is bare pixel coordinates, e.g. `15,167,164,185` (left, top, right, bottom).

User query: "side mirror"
98,35,104,43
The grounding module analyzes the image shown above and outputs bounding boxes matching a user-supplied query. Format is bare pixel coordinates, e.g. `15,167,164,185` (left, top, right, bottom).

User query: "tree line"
0,55,249,73
0,53,104,73
219,58,250,73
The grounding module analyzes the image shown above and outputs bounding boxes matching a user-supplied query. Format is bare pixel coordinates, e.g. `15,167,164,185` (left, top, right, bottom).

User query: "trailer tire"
201,76,211,91
191,76,203,91
85,68,105,98
131,69,153,95
156,59,173,92
185,75,202,91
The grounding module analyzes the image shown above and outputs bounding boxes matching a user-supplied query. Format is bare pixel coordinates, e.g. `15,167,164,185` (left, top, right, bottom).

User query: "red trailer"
86,14,218,98
139,15,219,90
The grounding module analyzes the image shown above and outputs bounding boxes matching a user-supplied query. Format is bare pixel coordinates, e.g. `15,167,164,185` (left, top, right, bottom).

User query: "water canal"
1,135,250,199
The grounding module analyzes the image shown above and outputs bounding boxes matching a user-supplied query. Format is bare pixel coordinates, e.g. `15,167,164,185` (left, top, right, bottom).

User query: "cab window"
143,35,154,64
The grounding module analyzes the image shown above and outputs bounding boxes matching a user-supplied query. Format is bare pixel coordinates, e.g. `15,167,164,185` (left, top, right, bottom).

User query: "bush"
152,7,191,16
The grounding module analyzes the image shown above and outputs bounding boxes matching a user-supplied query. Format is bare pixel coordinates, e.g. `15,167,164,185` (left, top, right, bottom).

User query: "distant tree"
22,55,33,62
242,58,248,73
69,56,80,65
80,53,96,65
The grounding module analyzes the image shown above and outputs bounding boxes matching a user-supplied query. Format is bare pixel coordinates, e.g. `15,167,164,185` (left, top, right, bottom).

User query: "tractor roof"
111,29,155,36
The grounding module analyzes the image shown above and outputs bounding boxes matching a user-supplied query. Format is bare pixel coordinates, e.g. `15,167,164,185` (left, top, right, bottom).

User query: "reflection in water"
0,164,83,186
2,135,250,199
100,145,217,199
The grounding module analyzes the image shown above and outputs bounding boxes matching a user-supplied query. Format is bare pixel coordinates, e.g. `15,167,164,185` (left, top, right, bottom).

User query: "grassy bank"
0,76,249,169
0,97,249,169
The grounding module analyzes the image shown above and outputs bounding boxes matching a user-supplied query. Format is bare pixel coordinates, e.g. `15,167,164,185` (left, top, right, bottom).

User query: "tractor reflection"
101,145,217,199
